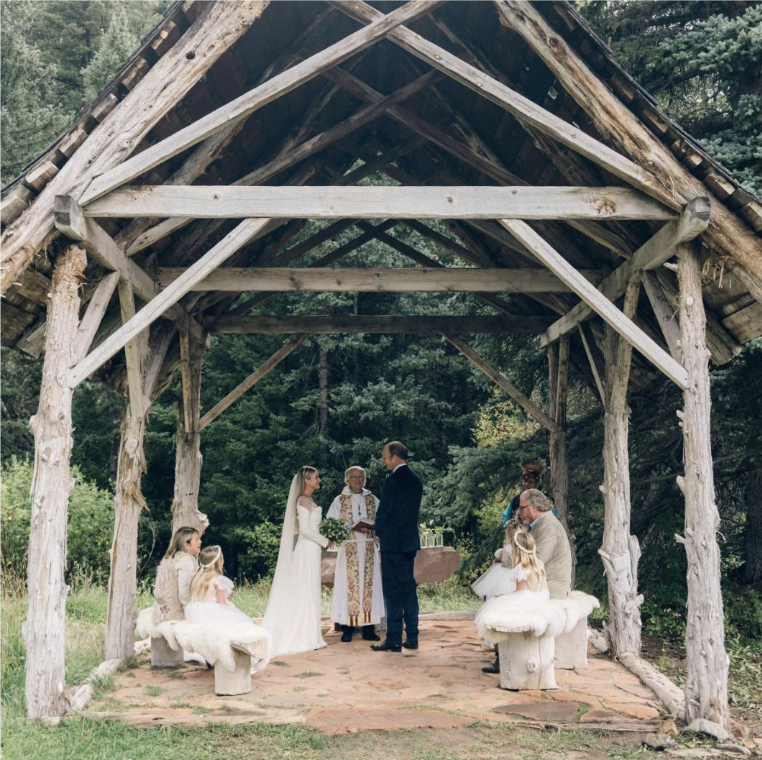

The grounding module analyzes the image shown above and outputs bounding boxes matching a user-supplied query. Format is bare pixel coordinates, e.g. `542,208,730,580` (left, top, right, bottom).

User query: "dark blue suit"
375,464,422,645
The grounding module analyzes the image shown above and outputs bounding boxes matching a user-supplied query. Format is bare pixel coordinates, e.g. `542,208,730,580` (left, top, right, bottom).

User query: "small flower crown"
199,546,222,568
512,535,536,556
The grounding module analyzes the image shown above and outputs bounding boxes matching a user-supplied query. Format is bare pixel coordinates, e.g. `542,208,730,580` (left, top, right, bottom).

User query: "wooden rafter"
330,0,680,211
79,0,443,205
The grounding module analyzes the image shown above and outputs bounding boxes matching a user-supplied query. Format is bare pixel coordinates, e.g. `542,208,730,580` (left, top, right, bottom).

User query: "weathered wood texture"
445,335,555,431
600,278,643,658
548,336,570,524
79,1,442,204
333,0,678,211
105,412,148,660
70,219,269,388
172,331,208,534
73,271,120,363
642,271,682,361
618,652,685,720
205,315,552,335
541,198,711,346
0,2,267,294
495,0,762,303
24,245,86,720
199,334,306,430
85,185,675,220
502,219,689,389
678,242,729,727
157,266,602,293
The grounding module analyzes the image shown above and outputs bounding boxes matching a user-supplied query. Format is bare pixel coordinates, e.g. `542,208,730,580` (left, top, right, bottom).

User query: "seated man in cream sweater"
516,489,572,599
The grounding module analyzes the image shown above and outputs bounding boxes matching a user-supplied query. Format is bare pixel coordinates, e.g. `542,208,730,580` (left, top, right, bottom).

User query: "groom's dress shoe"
370,641,401,652
402,641,418,650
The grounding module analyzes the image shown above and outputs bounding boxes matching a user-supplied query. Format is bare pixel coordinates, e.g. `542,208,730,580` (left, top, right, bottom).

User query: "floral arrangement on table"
419,520,446,548
320,517,349,549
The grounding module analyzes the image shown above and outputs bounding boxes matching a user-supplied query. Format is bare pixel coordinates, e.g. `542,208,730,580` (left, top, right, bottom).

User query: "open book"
350,518,375,533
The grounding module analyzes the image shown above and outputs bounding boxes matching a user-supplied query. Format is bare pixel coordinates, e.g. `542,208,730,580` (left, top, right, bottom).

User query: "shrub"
1,457,114,583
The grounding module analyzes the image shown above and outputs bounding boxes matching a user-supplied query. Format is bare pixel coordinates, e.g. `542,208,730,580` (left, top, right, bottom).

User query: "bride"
262,466,332,656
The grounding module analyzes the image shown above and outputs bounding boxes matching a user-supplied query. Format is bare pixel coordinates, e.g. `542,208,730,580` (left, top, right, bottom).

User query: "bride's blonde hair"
189,545,224,602
512,531,547,592
501,520,525,568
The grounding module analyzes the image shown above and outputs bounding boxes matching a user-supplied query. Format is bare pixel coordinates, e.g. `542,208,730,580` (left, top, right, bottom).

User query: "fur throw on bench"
476,590,599,645
136,607,270,673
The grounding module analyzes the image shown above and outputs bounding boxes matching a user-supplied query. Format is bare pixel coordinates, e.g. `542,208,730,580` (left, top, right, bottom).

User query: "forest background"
1,0,761,649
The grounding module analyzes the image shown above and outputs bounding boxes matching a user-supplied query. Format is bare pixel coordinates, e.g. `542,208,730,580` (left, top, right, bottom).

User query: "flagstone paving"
85,619,668,733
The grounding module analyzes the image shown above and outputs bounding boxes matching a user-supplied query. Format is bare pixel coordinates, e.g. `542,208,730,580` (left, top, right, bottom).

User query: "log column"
678,241,729,727
24,245,86,720
171,330,208,533
599,278,643,657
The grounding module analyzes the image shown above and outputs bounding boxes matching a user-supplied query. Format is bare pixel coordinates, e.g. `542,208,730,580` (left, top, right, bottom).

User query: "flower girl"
471,520,525,599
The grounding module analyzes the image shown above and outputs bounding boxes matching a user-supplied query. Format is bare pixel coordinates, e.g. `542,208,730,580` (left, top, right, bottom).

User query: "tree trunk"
745,469,762,584
600,278,643,657
172,331,208,533
105,412,147,660
23,245,86,720
678,241,729,727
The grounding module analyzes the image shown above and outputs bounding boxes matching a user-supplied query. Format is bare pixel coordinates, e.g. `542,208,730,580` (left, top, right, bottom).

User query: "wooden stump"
555,618,588,670
24,244,86,719
678,241,729,727
150,636,183,668
498,635,557,691
214,650,252,696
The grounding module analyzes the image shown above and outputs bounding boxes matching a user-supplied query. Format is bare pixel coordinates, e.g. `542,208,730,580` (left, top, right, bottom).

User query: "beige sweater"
153,551,197,623
531,512,572,599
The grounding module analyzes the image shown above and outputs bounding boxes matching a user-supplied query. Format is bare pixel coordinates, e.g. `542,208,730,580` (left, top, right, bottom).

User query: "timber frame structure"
2,0,761,728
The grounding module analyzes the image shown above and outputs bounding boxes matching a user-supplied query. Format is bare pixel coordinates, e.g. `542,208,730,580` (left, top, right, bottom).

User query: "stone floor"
86,617,667,733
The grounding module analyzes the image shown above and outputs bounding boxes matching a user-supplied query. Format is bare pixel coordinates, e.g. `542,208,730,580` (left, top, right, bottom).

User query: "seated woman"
153,526,201,623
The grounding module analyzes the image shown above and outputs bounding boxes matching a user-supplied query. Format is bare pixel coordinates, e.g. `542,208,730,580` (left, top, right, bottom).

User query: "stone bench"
136,608,270,696
477,591,599,690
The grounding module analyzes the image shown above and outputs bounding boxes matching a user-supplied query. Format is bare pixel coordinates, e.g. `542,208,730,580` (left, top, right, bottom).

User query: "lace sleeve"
297,506,329,548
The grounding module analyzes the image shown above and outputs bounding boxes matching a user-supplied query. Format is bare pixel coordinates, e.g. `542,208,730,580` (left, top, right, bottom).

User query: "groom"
371,441,422,652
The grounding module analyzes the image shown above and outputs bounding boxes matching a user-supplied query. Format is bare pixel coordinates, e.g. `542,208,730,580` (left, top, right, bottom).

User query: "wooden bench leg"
151,636,184,667
214,650,252,696
498,634,557,690
555,617,588,670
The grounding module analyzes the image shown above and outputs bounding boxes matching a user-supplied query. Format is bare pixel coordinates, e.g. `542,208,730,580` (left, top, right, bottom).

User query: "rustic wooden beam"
73,271,120,363
642,271,682,361
501,219,689,389
205,315,550,335
69,218,269,388
142,324,175,413
578,323,605,403
541,198,711,346
117,278,145,419
495,0,762,303
1,2,267,294
199,334,307,430
86,185,676,221
79,1,442,205
124,70,437,253
444,334,555,431
331,0,679,211
157,266,603,293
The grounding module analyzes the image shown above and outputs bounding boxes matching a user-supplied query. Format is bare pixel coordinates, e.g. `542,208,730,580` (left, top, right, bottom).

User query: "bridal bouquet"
320,517,349,548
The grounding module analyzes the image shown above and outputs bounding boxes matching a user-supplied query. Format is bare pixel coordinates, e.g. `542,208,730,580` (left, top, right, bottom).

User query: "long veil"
262,474,301,640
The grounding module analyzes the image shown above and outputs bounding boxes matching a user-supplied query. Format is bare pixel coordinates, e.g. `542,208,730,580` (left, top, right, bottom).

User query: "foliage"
579,1,762,196
1,457,115,584
319,517,350,547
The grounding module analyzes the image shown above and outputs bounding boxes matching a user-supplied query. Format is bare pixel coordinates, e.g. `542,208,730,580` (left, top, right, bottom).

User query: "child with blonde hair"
510,530,548,596
185,546,249,624
471,520,526,599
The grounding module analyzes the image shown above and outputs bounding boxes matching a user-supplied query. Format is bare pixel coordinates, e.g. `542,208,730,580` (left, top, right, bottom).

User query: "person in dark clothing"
371,441,423,653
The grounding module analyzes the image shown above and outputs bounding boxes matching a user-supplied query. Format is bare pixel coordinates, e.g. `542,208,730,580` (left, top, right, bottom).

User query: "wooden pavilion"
2,0,761,729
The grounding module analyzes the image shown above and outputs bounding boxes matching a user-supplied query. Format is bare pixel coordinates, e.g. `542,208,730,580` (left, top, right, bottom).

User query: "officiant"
327,466,384,642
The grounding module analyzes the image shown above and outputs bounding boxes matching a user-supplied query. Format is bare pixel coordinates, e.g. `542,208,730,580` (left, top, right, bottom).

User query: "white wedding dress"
263,495,330,657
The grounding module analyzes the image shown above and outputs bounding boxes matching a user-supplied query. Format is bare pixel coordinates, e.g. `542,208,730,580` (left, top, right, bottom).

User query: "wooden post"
24,244,86,720
172,330,208,533
677,241,729,727
548,335,570,526
599,278,643,658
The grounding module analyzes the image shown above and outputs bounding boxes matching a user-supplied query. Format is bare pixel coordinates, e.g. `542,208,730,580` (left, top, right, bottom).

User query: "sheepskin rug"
136,607,270,672
475,590,599,645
